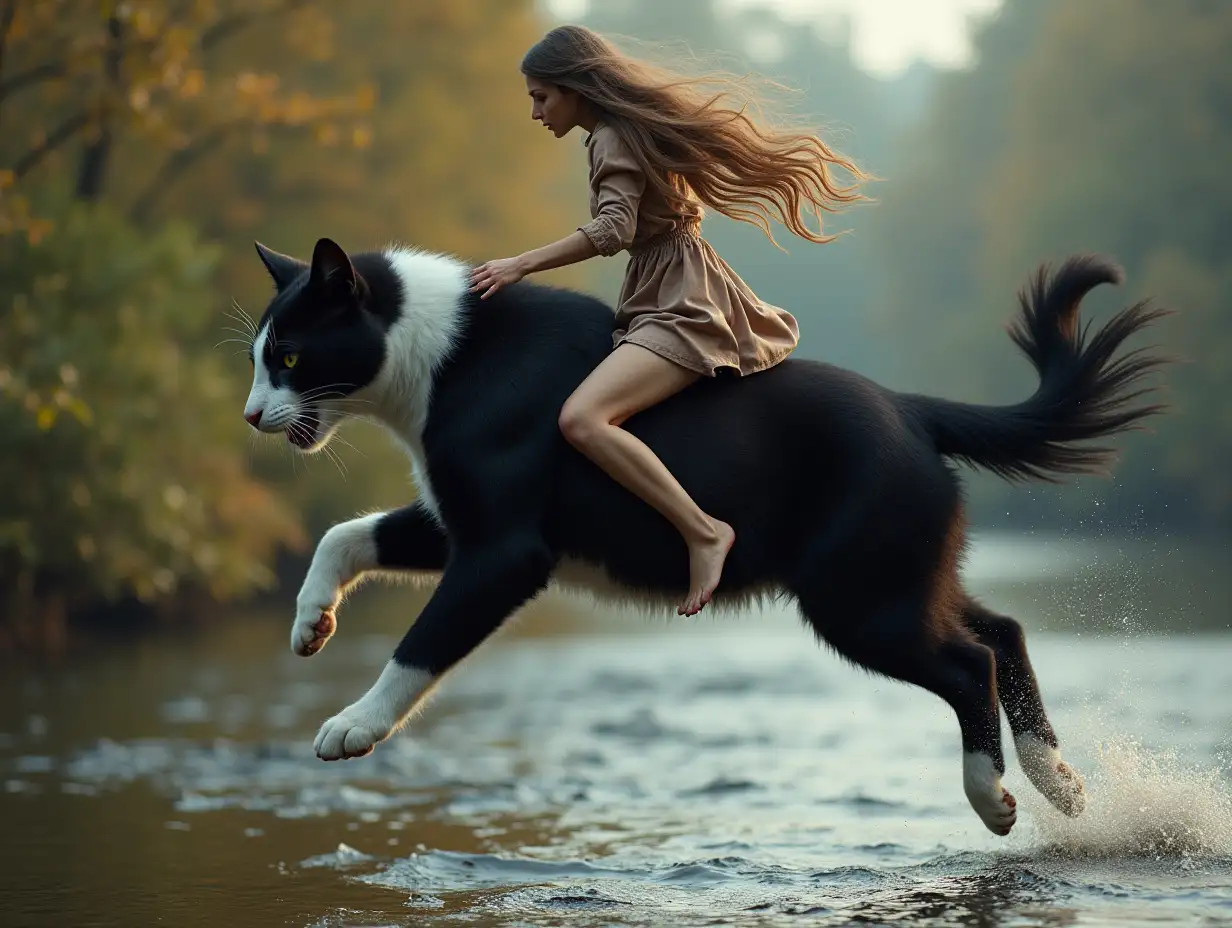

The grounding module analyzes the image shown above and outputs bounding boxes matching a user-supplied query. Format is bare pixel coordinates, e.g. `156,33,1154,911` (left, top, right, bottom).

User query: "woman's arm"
470,127,643,300
468,230,598,300
521,228,599,274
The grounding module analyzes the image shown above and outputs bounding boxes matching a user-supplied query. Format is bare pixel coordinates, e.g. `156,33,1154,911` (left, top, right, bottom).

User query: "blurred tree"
0,0,362,651
976,0,1232,526
869,0,1229,535
189,0,585,537
0,0,372,237
176,1,584,283
865,0,1059,395
0,188,305,653
0,0,585,655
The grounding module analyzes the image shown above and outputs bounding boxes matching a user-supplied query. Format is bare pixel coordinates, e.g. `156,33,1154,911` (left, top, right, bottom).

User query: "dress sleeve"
578,128,645,256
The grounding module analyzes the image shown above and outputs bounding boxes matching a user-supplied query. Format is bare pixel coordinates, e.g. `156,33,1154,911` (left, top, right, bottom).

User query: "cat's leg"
292,504,448,657
962,597,1086,817
313,531,554,760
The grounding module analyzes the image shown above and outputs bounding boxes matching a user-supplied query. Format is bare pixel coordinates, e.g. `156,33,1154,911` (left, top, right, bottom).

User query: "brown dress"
577,121,800,377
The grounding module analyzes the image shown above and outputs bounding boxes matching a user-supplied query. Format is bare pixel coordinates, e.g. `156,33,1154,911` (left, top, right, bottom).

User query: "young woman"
469,24,867,617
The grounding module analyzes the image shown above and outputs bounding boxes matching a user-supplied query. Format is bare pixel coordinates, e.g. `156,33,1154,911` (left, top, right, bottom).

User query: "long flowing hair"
522,25,871,247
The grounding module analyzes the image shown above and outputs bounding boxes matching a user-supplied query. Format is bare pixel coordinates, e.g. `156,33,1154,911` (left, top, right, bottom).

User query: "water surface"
2,533,1229,927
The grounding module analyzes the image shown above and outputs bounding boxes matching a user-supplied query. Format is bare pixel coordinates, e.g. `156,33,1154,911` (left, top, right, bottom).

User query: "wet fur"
244,240,1168,833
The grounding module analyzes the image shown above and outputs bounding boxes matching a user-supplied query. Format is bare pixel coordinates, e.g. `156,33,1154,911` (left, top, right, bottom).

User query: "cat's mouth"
286,408,319,449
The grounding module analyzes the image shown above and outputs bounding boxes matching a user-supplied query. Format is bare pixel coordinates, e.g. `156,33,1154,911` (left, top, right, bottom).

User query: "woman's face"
526,75,585,139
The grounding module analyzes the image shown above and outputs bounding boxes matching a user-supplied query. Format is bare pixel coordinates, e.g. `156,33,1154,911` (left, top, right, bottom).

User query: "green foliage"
0,189,305,640
865,0,1059,395
867,0,1230,533
0,0,577,650
3,0,1222,657
0,0,373,234
208,0,584,536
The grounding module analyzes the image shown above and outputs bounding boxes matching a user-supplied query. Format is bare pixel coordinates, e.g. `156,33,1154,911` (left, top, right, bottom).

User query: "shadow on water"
1,533,1230,927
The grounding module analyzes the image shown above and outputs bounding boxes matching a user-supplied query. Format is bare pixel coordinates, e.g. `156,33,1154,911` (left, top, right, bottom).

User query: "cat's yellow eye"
283,353,299,369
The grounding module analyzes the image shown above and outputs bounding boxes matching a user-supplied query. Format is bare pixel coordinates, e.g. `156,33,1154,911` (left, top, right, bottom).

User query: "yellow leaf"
36,406,57,431
133,7,159,40
67,397,94,426
181,69,205,99
26,219,54,245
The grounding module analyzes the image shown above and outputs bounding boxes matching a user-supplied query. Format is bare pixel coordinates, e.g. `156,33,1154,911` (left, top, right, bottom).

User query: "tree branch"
0,4,250,109
199,0,312,53
125,0,321,219
0,0,15,125
0,61,69,102
128,124,232,223
129,118,318,224
75,13,122,201
11,109,91,179
0,1,16,71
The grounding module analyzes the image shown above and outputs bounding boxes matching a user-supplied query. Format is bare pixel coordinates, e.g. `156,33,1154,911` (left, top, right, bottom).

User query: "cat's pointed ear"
254,241,308,292
310,237,360,301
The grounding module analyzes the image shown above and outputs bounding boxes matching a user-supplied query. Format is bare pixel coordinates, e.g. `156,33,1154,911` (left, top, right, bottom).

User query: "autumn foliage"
0,0,577,651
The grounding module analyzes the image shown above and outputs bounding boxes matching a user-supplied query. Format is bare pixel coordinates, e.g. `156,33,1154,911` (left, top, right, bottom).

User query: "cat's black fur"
243,238,1168,835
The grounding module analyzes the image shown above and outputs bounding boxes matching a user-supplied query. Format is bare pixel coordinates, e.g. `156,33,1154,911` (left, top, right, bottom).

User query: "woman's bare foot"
679,520,736,616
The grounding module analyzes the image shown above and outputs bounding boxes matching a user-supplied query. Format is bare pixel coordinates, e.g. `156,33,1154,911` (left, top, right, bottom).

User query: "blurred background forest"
1,0,1227,653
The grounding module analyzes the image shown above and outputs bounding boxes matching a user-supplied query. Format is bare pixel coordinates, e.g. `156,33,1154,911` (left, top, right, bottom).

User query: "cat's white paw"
291,609,336,657
292,575,341,656
963,751,1018,836
312,663,434,761
972,785,1018,836
313,706,389,760
1015,734,1087,817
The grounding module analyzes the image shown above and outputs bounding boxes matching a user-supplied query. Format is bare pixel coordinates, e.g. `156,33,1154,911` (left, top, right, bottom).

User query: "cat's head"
242,237,389,452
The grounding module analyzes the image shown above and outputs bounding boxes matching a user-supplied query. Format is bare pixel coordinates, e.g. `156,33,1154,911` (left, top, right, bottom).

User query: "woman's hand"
469,256,527,300
469,231,599,299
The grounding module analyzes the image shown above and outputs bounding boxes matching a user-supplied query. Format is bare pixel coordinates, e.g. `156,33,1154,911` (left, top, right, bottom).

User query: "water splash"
1023,737,1232,861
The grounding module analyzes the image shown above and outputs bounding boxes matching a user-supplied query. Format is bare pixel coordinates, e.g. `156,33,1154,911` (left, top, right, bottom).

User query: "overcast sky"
546,0,1004,77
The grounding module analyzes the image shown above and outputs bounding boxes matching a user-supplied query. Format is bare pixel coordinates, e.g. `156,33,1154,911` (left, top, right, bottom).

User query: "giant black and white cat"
242,237,1167,836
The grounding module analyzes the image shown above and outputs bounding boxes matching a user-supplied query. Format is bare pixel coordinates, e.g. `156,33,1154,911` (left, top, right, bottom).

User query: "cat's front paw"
292,574,341,656
291,608,336,656
313,706,390,760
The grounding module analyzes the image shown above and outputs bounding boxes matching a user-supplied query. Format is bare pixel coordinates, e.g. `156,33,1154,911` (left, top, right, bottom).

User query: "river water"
2,532,1230,927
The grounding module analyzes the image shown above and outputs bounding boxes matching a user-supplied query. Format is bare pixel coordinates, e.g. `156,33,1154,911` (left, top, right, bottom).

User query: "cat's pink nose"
244,409,263,428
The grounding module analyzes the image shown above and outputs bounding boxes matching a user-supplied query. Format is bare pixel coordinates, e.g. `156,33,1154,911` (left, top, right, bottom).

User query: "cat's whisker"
299,384,370,403
316,403,376,421
227,299,258,336
299,381,355,394
302,407,368,448
303,395,374,408
223,316,256,342
320,443,349,480
321,429,366,459
284,423,314,475
219,325,253,342
289,411,328,443
325,404,377,419
328,408,374,425
280,404,369,460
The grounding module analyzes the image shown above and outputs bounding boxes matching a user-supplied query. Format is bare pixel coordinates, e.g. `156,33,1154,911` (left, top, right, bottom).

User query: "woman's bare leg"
558,343,736,616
